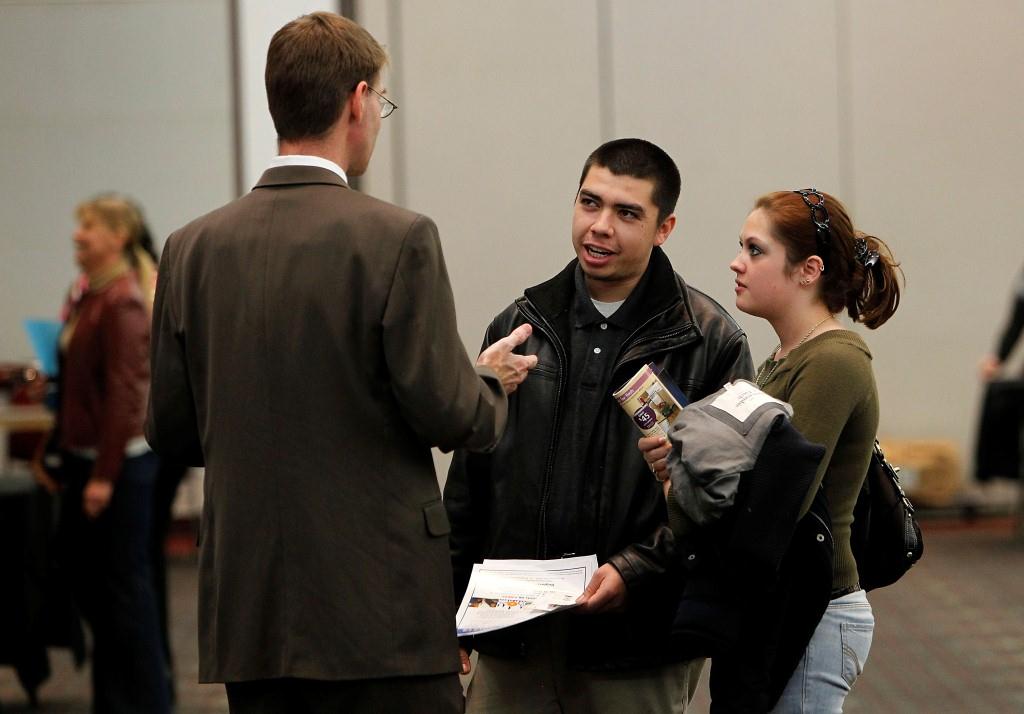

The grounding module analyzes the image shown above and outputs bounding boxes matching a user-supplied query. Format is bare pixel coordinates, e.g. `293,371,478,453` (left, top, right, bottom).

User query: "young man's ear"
654,214,676,247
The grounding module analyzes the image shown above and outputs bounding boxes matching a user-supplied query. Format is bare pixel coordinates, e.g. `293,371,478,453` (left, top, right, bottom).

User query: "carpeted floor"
3,517,1023,713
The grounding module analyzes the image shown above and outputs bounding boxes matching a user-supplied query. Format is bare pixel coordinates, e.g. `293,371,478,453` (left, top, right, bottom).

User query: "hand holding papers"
574,562,627,614
455,555,599,637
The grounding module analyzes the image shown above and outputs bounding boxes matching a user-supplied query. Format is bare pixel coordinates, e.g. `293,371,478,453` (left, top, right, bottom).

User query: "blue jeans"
771,590,874,713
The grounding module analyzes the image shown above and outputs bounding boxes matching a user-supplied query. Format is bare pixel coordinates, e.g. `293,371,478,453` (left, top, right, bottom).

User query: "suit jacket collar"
253,165,349,190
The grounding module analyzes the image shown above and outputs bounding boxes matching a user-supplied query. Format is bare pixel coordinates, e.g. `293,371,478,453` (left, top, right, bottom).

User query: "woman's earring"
800,279,810,286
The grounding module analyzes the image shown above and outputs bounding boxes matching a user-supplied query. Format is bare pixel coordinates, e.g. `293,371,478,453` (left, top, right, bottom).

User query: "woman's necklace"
754,315,833,388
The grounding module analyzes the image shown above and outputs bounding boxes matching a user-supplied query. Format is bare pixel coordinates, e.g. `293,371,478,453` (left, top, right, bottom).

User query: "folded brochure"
612,362,688,438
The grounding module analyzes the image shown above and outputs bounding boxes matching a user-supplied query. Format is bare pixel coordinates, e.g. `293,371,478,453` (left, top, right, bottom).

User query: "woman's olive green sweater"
757,330,878,593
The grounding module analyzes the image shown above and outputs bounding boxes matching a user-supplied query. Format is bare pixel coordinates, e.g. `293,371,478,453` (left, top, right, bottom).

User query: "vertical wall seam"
343,0,360,191
596,0,615,141
385,0,408,207
228,0,245,197
835,0,855,207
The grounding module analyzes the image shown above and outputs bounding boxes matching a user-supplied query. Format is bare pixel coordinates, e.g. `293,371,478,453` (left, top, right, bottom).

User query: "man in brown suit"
145,12,535,713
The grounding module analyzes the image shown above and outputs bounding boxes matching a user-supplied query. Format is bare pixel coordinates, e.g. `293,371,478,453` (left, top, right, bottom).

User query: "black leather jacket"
445,248,753,669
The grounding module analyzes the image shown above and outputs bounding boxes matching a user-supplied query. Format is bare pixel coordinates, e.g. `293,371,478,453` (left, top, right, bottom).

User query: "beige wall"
360,0,1024,482
843,0,1024,443
360,1,605,333
0,0,235,360
237,0,339,189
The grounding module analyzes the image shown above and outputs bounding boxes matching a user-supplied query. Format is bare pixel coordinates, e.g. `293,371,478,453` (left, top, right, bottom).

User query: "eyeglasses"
793,188,830,267
367,86,397,119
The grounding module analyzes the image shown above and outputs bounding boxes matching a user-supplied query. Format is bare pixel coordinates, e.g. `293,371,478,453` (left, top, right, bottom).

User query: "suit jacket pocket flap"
423,500,451,537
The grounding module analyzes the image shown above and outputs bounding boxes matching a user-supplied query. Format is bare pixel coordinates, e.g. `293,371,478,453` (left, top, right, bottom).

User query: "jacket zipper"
517,298,567,559
520,297,700,559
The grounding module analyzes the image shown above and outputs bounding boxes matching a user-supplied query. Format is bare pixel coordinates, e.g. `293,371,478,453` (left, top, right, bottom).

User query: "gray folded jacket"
667,380,793,534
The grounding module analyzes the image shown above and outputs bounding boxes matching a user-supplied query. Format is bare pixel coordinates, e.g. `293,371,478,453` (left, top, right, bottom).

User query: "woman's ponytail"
849,232,902,329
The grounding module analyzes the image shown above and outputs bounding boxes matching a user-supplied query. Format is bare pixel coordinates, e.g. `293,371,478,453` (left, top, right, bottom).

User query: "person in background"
35,194,169,712
445,138,753,714
644,188,902,711
123,199,191,703
973,266,1024,499
53,195,155,323
979,267,1024,382
41,195,183,699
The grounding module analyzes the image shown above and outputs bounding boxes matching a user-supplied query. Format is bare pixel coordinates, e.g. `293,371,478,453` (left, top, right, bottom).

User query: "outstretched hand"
477,323,538,394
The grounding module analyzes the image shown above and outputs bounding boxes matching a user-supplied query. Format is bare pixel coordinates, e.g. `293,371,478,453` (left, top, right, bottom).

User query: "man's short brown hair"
265,12,387,141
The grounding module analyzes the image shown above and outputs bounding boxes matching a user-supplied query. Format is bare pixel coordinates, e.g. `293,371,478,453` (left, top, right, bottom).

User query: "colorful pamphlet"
612,362,688,438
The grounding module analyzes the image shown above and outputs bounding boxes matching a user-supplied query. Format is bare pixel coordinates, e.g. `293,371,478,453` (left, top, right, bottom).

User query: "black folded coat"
669,416,831,712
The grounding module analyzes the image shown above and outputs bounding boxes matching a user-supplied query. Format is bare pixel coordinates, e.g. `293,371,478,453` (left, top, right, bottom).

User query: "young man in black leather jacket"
445,139,753,713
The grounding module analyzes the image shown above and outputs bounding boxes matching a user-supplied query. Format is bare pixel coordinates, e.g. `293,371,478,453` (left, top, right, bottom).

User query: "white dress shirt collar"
267,154,348,184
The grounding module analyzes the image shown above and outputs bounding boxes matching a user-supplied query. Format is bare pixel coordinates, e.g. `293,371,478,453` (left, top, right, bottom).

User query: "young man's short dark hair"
578,138,682,224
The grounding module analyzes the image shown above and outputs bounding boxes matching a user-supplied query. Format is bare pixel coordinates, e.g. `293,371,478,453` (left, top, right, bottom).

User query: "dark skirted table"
0,406,83,706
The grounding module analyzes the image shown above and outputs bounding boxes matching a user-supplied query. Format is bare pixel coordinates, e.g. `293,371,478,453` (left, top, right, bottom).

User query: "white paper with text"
455,555,599,637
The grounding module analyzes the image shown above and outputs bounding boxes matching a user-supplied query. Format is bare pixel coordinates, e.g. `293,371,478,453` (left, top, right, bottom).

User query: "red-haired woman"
643,188,902,711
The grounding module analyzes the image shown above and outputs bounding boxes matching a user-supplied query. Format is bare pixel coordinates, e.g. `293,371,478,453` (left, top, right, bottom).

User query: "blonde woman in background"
34,194,169,712
57,195,156,321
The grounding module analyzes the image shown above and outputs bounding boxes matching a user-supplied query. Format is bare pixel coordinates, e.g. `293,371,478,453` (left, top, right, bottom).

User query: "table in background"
0,404,82,706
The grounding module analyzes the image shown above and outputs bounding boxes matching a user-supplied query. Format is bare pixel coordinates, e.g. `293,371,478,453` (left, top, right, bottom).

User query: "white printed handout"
710,380,791,423
455,555,599,637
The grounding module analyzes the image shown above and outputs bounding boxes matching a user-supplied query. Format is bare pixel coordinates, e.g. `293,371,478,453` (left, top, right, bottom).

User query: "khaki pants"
465,619,703,714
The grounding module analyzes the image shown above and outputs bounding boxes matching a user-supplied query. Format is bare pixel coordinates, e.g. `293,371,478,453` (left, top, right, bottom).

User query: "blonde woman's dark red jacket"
58,271,150,482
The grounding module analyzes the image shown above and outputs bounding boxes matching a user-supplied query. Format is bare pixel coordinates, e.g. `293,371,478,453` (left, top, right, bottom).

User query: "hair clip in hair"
793,189,831,270
854,237,880,268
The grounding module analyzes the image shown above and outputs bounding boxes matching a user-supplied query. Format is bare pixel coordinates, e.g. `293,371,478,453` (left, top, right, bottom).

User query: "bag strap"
873,440,916,515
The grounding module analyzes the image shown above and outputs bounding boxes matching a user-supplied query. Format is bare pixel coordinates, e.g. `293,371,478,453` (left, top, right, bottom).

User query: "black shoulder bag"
850,440,924,590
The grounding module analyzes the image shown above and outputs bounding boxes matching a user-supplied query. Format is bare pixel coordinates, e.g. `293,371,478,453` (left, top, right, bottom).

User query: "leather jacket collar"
519,247,701,366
